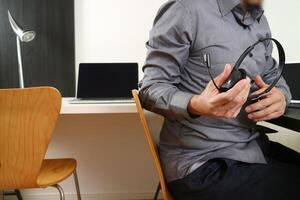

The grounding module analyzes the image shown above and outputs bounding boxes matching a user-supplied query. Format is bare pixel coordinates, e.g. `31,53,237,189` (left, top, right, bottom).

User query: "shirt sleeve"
138,1,195,120
262,40,292,104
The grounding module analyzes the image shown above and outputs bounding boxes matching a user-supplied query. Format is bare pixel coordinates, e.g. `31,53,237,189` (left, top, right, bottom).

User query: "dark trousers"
168,134,300,200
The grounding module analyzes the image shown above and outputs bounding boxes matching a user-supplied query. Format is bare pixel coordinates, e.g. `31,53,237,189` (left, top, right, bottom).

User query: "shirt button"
249,52,253,57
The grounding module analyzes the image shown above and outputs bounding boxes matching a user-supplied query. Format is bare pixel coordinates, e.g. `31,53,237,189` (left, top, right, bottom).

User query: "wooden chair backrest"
132,90,174,200
0,87,61,189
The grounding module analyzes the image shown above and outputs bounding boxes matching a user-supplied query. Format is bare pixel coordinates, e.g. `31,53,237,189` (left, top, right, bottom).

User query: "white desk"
61,98,137,114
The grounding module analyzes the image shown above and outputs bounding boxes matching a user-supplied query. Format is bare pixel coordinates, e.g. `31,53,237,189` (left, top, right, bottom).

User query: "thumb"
214,64,232,86
255,75,267,88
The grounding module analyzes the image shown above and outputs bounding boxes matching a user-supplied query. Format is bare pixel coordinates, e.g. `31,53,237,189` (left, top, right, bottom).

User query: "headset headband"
205,38,286,100
234,38,285,99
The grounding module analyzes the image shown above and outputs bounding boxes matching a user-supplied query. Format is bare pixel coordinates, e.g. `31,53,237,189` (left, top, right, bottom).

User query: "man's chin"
243,0,263,8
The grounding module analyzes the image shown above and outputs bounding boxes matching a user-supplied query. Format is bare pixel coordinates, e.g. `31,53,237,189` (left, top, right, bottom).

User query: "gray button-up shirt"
139,0,291,182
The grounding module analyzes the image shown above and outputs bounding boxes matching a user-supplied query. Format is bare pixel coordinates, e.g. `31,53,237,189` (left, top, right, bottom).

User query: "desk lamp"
8,10,36,88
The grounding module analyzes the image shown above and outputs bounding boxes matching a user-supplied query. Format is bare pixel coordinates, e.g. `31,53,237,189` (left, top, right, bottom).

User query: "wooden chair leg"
153,183,161,200
52,184,65,200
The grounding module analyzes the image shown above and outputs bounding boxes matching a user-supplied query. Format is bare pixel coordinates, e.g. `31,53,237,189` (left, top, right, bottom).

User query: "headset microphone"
204,37,285,101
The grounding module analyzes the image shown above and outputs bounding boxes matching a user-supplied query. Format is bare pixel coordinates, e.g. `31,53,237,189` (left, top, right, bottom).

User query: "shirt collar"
233,5,264,27
251,7,264,21
217,0,240,16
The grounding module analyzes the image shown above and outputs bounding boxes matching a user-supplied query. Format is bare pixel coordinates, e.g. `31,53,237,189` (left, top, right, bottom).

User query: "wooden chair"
132,90,174,200
0,87,81,200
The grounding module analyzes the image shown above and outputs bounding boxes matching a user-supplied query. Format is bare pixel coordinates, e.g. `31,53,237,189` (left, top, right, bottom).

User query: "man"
139,0,300,199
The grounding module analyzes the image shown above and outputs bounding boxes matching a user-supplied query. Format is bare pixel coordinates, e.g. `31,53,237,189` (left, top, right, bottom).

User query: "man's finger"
214,64,232,86
252,110,282,122
222,83,250,111
249,76,271,98
255,75,268,88
219,79,249,102
248,103,280,120
250,86,276,99
250,87,267,97
246,95,276,113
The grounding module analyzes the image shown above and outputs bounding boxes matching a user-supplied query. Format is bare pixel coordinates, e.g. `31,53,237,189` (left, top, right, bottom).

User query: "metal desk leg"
0,190,4,200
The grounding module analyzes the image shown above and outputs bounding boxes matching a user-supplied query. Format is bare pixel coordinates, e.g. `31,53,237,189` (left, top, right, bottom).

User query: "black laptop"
70,63,138,104
283,62,300,108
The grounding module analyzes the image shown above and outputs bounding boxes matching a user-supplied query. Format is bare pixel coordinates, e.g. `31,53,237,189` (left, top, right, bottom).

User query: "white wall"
74,0,300,73
21,0,300,199
75,0,165,78
264,1,300,61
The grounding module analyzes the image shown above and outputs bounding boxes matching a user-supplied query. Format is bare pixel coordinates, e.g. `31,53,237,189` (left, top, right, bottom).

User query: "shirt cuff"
170,91,195,119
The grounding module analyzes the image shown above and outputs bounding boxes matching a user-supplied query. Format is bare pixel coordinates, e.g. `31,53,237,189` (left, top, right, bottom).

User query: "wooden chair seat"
37,159,77,188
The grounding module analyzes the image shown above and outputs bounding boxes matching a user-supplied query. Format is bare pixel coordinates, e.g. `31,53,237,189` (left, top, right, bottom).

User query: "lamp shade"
8,10,35,42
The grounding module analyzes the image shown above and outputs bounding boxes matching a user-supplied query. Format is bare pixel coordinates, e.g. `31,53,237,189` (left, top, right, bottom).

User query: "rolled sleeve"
139,1,195,121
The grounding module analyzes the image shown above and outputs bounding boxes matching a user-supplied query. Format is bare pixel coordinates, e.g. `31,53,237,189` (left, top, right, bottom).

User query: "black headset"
204,38,285,101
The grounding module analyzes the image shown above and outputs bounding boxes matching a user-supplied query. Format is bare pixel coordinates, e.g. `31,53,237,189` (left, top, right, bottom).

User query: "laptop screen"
283,63,300,101
77,63,138,99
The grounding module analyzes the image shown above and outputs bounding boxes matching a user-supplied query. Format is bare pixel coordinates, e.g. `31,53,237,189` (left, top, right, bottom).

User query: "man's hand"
245,75,286,122
188,64,251,118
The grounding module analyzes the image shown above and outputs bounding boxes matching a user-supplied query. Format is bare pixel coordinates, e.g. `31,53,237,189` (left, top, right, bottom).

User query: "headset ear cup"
219,69,246,92
238,68,247,79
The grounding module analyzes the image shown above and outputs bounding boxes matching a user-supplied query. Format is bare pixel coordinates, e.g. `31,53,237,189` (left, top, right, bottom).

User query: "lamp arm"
16,37,24,88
